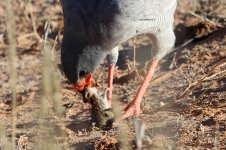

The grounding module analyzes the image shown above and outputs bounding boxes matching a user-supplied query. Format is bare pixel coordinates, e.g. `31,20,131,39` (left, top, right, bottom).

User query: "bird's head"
61,38,106,92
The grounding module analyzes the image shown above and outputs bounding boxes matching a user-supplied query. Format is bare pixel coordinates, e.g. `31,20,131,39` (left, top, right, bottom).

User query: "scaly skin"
122,59,159,119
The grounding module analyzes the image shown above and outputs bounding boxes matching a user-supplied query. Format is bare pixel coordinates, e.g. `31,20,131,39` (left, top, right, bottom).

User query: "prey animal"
83,87,114,127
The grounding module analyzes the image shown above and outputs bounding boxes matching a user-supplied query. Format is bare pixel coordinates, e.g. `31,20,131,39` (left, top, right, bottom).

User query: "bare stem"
6,0,17,149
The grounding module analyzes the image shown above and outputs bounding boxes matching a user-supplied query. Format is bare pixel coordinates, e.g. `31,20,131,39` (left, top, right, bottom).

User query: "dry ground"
0,0,225,149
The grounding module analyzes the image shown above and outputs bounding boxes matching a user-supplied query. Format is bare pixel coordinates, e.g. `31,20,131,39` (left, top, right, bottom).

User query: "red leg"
122,59,159,118
107,64,114,105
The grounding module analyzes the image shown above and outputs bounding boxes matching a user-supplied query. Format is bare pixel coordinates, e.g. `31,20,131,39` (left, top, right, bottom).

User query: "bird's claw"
122,102,141,119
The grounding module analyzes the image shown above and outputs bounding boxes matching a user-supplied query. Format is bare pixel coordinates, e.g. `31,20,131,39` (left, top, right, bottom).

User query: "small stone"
78,131,82,136
160,102,165,107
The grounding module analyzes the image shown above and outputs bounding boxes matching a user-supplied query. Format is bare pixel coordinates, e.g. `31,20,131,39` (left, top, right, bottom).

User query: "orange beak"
73,73,92,91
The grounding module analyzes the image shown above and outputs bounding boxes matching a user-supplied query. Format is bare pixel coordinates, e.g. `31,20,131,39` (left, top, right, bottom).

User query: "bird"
60,0,177,118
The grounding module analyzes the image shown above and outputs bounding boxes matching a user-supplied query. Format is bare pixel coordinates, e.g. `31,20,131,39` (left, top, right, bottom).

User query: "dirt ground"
0,0,225,149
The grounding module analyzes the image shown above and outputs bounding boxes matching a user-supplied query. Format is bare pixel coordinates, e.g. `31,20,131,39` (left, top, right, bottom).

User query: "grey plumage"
61,0,177,83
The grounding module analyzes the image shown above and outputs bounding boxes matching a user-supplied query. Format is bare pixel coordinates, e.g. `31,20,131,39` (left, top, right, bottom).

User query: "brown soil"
0,0,225,149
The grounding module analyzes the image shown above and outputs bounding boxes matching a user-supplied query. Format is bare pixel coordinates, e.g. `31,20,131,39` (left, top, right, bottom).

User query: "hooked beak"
73,73,92,91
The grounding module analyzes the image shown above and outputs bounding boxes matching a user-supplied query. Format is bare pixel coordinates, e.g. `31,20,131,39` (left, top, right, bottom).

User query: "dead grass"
5,0,17,149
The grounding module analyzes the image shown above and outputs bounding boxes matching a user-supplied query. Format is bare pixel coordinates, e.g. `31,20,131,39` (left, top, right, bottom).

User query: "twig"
51,35,66,81
205,69,226,81
6,0,17,149
169,52,177,69
188,11,223,27
27,1,42,42
177,58,226,99
182,71,192,86
173,38,195,51
135,119,145,150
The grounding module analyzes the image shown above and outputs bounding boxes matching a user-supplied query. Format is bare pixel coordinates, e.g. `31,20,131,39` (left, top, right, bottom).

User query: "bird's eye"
79,70,88,77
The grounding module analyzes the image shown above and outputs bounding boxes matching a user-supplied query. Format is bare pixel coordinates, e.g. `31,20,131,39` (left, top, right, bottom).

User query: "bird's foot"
122,102,141,119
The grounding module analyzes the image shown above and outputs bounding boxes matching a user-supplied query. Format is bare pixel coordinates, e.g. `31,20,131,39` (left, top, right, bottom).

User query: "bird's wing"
118,0,177,21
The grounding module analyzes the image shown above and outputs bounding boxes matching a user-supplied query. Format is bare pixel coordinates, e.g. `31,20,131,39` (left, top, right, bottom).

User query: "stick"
177,58,226,99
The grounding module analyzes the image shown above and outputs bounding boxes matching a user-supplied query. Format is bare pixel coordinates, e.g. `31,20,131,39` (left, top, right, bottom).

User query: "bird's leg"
122,59,159,118
107,64,115,105
106,46,119,106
